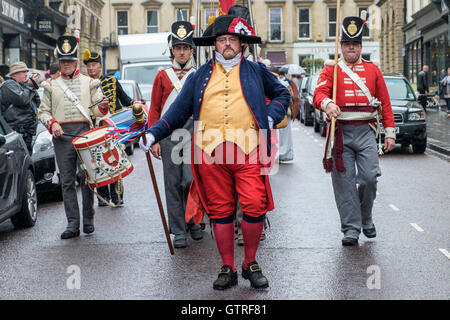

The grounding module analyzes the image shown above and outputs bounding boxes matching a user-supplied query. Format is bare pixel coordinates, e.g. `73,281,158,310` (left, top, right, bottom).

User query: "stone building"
101,0,381,74
376,0,405,74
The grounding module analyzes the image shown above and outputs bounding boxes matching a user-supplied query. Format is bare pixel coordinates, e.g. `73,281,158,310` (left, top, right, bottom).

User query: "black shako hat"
193,15,261,47
169,21,194,48
55,35,78,60
341,16,366,43
82,49,102,65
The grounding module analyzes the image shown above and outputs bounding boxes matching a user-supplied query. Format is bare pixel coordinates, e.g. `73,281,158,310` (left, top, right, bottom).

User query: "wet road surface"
0,120,449,300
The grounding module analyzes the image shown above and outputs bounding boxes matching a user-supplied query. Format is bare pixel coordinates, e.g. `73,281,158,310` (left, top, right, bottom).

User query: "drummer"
38,35,109,239
82,49,144,207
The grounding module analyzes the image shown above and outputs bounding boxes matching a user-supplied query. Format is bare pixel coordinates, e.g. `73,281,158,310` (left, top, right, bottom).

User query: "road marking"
410,223,424,232
389,204,400,212
438,249,450,260
314,138,319,143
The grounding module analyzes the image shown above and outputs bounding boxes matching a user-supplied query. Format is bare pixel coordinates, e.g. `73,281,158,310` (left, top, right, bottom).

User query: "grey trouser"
331,124,381,238
53,122,94,231
160,119,194,235
278,118,294,161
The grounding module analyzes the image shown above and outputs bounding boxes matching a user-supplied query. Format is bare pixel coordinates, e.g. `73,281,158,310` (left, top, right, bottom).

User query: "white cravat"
214,51,242,72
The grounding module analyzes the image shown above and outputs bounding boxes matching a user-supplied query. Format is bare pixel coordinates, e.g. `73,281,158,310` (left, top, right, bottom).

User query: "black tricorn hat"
341,16,366,43
169,21,194,48
82,49,102,65
227,5,251,24
55,35,78,60
193,15,261,47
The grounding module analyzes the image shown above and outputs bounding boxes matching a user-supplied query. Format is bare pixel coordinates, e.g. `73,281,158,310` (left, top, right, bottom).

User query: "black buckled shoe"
61,230,80,239
242,262,269,289
363,227,376,238
342,236,358,246
213,265,238,290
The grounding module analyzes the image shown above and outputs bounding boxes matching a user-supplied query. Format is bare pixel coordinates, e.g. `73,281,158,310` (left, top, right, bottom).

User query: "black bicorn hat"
169,21,194,48
82,49,102,65
193,15,261,47
341,15,366,43
55,35,79,60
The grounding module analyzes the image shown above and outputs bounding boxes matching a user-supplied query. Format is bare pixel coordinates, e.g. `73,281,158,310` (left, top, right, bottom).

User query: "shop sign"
37,16,54,33
1,0,25,24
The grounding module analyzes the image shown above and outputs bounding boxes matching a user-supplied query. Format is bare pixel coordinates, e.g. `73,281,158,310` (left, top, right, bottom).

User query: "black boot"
213,266,238,290
242,261,269,289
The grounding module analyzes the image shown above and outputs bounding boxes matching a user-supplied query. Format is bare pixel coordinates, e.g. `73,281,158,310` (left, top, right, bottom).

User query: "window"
298,8,310,39
358,7,370,38
117,11,128,35
328,7,336,38
176,9,188,21
204,9,218,28
147,10,158,33
269,8,282,41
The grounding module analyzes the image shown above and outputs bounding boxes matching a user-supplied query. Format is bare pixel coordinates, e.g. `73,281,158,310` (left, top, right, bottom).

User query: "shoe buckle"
219,267,231,275
249,264,261,273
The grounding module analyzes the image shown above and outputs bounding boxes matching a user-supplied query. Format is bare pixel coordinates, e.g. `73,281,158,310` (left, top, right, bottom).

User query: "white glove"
139,133,155,153
268,116,274,130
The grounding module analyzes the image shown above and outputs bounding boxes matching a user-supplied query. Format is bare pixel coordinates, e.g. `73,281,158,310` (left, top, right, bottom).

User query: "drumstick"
63,133,88,139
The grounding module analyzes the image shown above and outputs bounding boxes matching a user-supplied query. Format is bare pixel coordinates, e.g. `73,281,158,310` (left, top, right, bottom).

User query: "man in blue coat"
140,15,290,290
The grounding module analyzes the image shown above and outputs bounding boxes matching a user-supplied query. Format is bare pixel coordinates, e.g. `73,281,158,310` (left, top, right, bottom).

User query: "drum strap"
56,77,94,128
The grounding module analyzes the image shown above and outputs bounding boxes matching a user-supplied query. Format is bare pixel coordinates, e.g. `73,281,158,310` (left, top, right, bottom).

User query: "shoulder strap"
55,77,93,127
164,68,195,93
338,60,373,104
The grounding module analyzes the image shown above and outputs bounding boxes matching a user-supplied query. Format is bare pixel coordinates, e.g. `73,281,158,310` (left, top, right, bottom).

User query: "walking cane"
330,0,342,147
132,104,175,255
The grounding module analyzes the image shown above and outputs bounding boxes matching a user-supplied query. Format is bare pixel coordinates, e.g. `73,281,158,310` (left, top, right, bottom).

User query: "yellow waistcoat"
195,62,259,155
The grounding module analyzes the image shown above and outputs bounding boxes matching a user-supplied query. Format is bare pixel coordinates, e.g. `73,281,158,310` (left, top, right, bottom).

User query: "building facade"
101,0,381,74
376,0,404,74
0,0,68,74
402,0,450,91
60,0,104,72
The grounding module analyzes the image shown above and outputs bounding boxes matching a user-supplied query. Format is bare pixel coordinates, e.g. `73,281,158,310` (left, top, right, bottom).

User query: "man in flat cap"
1,61,40,154
313,14,396,246
38,35,109,239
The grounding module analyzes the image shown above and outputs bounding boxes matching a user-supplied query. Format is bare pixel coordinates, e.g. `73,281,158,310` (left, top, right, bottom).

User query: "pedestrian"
417,65,429,111
276,70,297,162
313,15,396,246
440,67,450,117
1,61,40,154
140,15,290,289
82,48,137,207
38,35,109,239
48,63,60,81
145,21,202,248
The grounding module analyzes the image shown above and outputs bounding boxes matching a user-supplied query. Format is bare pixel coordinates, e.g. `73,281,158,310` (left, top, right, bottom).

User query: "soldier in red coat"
145,21,201,248
313,15,396,246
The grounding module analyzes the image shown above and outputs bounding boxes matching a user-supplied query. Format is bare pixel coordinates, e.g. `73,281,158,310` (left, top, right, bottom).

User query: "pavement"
426,105,450,156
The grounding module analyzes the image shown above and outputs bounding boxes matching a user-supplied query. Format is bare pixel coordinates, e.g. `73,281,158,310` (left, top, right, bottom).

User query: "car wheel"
125,143,134,156
320,119,327,137
11,169,38,228
300,106,304,123
412,142,426,154
313,115,320,132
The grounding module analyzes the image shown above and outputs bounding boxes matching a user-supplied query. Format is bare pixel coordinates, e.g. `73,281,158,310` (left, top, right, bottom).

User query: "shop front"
0,0,67,73
403,3,450,92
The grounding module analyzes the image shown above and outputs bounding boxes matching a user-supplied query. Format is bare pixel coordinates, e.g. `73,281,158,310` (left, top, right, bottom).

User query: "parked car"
383,74,427,153
119,79,144,103
139,83,152,109
0,115,38,228
299,75,318,126
32,122,63,200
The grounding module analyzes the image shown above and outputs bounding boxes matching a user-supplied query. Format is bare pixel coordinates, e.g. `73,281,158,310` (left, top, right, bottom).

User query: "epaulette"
324,59,335,66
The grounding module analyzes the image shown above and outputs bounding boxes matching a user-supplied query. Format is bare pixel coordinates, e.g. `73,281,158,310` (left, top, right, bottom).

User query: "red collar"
60,69,80,80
